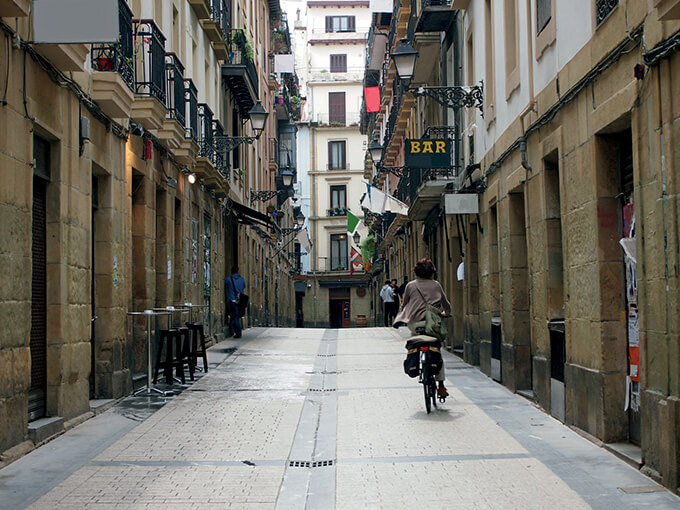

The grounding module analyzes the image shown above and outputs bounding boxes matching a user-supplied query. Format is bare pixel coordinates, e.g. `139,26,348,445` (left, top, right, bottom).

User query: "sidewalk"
0,327,677,509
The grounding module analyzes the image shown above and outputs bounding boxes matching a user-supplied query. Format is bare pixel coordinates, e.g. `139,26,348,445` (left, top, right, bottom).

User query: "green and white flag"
347,210,360,234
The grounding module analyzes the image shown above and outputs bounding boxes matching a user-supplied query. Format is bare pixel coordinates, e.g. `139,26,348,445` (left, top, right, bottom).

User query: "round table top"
127,310,172,316
152,307,190,313
176,303,209,308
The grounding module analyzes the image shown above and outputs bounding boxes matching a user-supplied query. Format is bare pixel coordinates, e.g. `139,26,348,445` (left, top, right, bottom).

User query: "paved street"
1,327,679,509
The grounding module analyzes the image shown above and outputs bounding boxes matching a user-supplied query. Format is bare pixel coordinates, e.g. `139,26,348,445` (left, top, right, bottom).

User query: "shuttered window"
328,141,346,170
330,185,347,208
325,16,356,33
328,92,346,125
330,54,347,73
330,234,348,270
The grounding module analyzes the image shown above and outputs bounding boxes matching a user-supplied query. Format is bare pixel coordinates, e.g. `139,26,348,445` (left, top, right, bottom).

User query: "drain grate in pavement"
618,485,667,495
317,354,336,358
288,460,335,468
308,388,336,392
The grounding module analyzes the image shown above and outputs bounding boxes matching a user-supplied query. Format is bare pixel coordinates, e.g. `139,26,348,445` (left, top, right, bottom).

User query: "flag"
360,181,409,215
347,210,360,234
364,86,380,113
295,227,312,253
350,247,362,276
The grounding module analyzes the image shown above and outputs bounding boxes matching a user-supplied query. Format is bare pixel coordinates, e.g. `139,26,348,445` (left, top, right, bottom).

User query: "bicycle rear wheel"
430,379,438,409
422,367,432,414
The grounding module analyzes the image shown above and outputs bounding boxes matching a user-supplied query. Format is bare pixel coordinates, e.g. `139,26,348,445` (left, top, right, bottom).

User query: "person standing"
225,266,246,338
393,258,452,397
380,279,395,327
391,278,400,311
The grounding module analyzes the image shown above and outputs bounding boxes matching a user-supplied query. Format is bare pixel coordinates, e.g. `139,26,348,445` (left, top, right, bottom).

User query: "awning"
229,200,279,233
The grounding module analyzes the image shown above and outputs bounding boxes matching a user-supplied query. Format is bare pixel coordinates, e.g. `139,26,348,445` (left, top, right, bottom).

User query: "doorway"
329,288,350,328
29,135,51,421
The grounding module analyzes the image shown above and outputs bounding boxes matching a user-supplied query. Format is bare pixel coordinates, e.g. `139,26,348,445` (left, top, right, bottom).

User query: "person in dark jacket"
225,266,245,338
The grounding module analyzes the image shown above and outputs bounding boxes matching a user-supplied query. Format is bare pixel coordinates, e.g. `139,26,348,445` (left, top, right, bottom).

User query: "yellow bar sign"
405,138,451,168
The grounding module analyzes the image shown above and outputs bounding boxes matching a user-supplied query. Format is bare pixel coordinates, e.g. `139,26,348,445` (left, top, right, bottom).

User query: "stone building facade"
0,0,298,462
363,0,680,493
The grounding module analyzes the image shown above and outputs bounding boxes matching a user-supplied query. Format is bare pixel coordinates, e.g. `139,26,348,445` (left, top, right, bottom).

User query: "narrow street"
2,327,678,509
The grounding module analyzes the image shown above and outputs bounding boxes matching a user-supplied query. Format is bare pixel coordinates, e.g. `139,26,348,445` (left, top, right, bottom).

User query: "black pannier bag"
403,338,443,378
403,348,420,377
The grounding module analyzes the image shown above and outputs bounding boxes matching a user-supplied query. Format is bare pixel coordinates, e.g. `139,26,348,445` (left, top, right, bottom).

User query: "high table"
176,303,209,324
127,310,172,397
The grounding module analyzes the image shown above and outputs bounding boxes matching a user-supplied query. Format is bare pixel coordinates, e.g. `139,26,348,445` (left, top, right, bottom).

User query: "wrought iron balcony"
198,103,215,161
596,0,618,26
222,29,259,117
213,121,231,180
185,79,199,143
91,0,134,91
165,53,185,127
415,0,456,33
133,19,166,104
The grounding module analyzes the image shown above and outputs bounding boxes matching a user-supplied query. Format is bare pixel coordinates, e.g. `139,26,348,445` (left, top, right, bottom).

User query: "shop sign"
405,138,451,168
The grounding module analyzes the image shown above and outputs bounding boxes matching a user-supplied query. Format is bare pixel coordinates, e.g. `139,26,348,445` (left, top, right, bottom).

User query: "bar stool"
154,329,187,385
178,326,194,381
186,322,208,373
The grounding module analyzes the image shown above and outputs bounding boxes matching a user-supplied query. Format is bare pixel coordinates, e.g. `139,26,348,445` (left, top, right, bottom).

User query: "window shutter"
325,16,332,32
328,92,346,125
340,141,346,169
348,16,355,32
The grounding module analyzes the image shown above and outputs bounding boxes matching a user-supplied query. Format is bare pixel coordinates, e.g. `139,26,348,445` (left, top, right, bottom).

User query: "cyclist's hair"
413,258,436,278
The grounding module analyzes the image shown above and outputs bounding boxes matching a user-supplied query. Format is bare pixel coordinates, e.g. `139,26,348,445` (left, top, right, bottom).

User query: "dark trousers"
384,302,396,327
229,301,242,337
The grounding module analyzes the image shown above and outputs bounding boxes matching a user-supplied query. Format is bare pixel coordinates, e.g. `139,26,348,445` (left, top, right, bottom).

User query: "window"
328,92,346,125
484,0,495,120
330,185,347,209
330,233,348,270
325,16,356,33
328,140,346,170
504,0,519,99
330,54,347,73
536,0,551,34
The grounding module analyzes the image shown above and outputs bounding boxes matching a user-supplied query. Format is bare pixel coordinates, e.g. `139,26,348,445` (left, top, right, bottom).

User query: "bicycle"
404,337,445,414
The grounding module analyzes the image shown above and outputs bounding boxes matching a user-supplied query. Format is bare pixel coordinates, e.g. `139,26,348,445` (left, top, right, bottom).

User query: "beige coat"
392,277,452,327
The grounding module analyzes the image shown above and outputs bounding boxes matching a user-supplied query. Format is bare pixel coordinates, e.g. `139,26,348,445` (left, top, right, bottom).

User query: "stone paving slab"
2,326,679,509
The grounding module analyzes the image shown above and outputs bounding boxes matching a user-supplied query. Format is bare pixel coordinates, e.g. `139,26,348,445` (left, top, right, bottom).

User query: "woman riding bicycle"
393,258,452,398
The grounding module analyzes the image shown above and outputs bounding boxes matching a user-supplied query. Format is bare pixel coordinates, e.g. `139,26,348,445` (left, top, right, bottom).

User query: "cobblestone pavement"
2,327,679,509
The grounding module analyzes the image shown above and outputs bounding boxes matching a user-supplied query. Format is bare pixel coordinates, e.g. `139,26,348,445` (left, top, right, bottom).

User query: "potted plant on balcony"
266,203,276,215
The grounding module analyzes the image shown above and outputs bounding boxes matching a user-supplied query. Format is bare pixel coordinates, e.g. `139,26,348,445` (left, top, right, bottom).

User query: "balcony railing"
185,79,198,142
91,0,134,91
394,166,459,203
165,53,185,126
313,112,361,127
211,0,231,38
133,19,166,104
596,0,618,26
328,207,348,217
198,103,214,160
212,121,231,180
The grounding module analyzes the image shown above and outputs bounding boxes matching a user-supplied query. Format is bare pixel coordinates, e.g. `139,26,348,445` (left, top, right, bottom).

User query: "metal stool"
154,329,187,384
186,322,208,373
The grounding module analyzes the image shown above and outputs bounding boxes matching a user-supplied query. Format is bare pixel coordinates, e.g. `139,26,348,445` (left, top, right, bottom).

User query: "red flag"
350,247,362,276
364,86,380,113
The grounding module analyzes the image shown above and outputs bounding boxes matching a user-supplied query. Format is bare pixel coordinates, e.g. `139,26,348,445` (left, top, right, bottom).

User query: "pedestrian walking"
380,279,396,327
393,258,452,397
225,266,246,338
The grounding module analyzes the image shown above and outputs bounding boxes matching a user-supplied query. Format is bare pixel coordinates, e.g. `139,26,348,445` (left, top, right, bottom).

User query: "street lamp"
248,100,269,133
368,140,383,165
187,173,196,184
353,231,361,245
294,208,305,227
391,38,418,80
280,168,295,188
